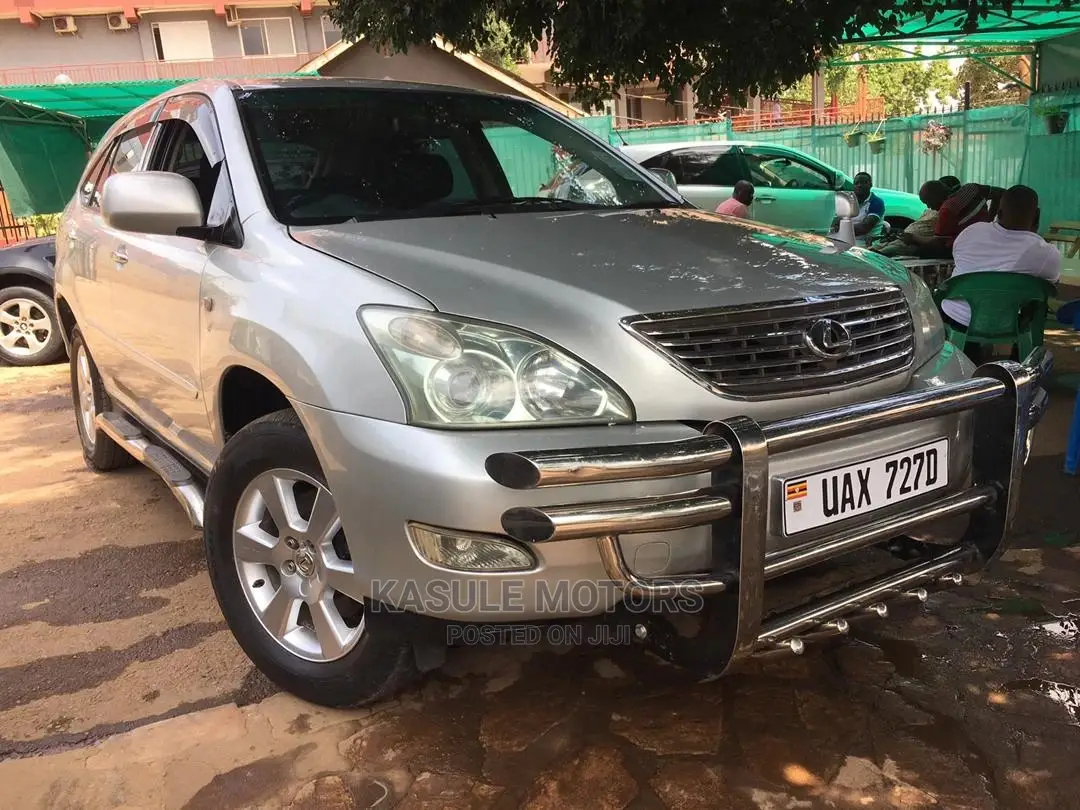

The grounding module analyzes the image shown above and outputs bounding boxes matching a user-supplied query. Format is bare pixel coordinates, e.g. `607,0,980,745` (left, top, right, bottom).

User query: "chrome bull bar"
486,348,1052,670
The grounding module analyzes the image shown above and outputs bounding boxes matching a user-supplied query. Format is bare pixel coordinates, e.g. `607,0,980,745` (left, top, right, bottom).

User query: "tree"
475,13,530,71
780,46,958,117
325,1,1070,110
865,49,959,115
956,47,1028,106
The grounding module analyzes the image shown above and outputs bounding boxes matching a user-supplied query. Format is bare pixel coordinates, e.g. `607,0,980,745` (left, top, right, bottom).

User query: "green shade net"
0,80,185,119
847,6,1080,45
0,97,91,217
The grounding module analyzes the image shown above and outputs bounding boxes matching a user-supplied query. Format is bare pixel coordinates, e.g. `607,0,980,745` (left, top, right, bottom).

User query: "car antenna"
613,127,628,146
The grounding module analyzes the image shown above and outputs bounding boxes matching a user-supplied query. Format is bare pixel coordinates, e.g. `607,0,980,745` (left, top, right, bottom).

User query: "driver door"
642,145,747,212
736,145,837,233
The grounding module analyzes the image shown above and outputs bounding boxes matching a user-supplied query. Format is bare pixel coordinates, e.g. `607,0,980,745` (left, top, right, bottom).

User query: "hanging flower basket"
866,121,887,154
844,126,866,148
1044,110,1069,134
921,120,952,155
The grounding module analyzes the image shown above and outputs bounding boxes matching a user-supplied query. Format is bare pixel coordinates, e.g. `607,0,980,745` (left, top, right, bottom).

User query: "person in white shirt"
942,184,1060,362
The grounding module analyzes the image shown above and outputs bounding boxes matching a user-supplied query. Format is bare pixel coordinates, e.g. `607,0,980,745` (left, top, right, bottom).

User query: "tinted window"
151,94,232,228
234,87,677,225
741,148,833,190
93,125,154,207
79,144,115,208
647,147,743,186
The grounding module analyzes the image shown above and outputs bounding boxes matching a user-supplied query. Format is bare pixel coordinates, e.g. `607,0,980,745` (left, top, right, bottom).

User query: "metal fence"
564,89,1080,230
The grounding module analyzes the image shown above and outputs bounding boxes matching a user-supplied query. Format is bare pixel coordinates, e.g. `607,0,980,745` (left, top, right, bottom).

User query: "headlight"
359,307,634,427
908,271,946,368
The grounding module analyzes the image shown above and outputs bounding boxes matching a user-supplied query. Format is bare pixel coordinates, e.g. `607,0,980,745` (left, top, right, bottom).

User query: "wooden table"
897,258,954,290
1044,221,1080,259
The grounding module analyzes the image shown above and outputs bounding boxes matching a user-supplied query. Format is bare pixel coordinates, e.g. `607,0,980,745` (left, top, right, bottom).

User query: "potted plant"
866,120,887,154
921,120,952,154
844,124,866,148
1035,101,1069,134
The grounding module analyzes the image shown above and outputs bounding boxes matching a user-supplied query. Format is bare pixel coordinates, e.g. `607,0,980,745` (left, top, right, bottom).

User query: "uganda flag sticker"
785,480,808,501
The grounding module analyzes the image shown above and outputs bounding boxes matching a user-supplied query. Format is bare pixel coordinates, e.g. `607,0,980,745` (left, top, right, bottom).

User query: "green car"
617,140,927,234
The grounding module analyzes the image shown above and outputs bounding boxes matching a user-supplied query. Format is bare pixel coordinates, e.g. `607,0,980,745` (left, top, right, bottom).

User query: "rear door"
736,145,837,233
640,144,748,212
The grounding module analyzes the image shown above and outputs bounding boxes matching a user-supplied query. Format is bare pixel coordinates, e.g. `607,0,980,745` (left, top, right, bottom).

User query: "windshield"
234,86,678,225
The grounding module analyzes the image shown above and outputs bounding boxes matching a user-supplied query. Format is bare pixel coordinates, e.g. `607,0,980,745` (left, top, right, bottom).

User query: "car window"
150,94,233,229
740,147,833,190
79,144,116,208
234,86,676,225
92,125,155,208
645,147,743,186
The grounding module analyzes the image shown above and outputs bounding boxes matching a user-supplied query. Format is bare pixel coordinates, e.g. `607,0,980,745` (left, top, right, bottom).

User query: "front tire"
203,409,419,707
69,326,135,472
0,285,65,366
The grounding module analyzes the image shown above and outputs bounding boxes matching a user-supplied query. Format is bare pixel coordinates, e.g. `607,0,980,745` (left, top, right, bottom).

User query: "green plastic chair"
932,271,1056,359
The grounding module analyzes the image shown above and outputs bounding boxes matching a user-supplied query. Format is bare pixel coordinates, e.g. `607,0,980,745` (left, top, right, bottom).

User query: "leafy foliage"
865,49,958,115
325,1,1071,109
956,47,1029,106
781,46,958,116
475,12,530,71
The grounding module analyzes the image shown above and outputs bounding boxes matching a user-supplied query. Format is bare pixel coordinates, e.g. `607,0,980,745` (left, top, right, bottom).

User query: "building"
0,0,343,85
301,35,582,118
513,32,696,128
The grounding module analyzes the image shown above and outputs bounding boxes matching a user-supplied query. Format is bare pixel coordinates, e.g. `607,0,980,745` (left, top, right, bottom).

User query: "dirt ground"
0,336,1078,810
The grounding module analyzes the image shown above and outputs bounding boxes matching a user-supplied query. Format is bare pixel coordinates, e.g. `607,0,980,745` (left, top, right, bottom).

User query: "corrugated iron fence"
570,89,1079,228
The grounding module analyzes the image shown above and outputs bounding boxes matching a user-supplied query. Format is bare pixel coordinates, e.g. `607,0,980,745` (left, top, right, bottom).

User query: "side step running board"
95,412,206,530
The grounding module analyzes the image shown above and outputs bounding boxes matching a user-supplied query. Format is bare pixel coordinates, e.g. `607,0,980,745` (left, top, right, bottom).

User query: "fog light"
407,523,536,572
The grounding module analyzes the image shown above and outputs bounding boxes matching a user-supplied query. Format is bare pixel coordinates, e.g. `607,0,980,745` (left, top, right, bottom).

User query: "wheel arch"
0,269,52,297
216,363,294,443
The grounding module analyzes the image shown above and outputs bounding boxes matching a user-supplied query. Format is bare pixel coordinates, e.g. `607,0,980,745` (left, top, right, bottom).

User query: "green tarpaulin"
847,5,1080,46
0,96,93,218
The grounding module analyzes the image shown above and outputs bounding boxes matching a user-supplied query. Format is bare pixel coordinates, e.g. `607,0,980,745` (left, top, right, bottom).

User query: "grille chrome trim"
623,287,915,399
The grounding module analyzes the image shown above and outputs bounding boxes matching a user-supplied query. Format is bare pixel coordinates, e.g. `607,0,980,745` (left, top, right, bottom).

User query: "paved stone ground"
0,335,1078,810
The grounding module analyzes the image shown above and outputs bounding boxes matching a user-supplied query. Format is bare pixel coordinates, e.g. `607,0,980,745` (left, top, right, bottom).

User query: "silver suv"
54,78,1050,708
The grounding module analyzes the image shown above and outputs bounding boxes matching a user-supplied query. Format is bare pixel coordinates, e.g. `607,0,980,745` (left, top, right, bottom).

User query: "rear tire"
0,286,65,367
69,326,135,472
203,409,419,708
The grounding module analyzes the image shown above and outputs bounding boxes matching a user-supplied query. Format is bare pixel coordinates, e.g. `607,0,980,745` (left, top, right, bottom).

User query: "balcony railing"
0,53,315,87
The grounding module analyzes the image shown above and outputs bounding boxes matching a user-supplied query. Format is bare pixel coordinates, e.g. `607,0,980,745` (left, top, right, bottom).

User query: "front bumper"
483,348,1051,669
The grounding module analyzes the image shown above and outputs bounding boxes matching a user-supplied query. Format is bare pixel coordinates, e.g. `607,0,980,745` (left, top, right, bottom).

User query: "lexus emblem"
804,318,853,360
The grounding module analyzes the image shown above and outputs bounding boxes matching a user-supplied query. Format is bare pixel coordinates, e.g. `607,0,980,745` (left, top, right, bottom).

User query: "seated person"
941,184,1061,362
830,171,885,246
714,181,754,218
893,179,1003,259
872,180,949,257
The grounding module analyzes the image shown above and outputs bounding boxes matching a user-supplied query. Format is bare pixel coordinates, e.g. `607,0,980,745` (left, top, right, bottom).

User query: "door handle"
111,246,128,266
757,196,777,203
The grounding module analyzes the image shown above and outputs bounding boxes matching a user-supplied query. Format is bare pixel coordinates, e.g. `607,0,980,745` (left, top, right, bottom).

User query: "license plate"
782,438,950,536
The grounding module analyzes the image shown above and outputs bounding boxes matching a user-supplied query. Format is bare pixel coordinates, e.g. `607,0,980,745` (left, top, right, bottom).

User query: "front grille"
625,287,914,397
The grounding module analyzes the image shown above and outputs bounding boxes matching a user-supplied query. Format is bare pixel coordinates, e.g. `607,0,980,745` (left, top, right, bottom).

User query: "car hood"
291,207,913,316
290,207,922,420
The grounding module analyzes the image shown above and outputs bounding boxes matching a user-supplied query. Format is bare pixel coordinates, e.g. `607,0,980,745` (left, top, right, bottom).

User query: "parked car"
0,235,64,366
55,78,1049,709
546,141,926,235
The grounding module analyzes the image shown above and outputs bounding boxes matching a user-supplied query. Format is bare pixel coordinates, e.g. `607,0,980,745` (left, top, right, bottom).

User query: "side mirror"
831,191,859,249
101,171,204,236
648,167,680,192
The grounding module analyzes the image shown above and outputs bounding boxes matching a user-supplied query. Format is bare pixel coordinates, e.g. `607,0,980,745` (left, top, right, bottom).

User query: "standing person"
942,184,1060,362
714,181,755,218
